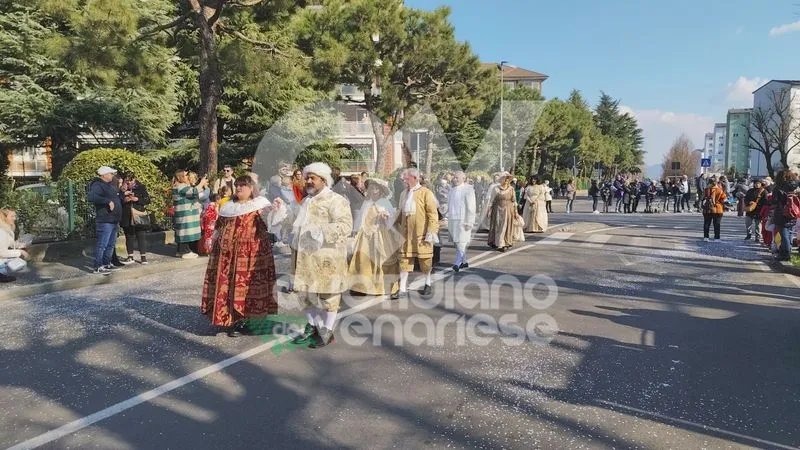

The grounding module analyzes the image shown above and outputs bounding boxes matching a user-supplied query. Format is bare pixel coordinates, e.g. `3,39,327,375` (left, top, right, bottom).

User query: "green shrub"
3,187,67,241
0,175,12,207
59,148,171,236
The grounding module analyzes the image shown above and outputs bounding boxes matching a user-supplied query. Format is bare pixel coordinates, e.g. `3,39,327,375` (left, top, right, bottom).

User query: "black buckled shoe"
309,327,335,348
452,264,460,273
460,262,469,270
419,284,432,297
292,323,318,345
226,320,249,337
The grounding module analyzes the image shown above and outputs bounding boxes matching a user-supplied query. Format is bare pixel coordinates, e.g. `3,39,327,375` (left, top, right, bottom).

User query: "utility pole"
499,60,507,171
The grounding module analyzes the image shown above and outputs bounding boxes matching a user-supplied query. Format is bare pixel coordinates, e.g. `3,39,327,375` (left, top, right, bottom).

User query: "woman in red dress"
291,169,305,204
198,193,220,256
201,175,283,337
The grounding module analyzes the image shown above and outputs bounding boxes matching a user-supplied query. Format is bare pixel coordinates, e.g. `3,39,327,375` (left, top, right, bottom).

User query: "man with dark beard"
289,163,353,348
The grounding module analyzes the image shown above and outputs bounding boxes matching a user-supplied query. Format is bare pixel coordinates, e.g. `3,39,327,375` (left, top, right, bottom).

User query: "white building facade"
712,123,727,172
748,80,800,177
703,132,714,159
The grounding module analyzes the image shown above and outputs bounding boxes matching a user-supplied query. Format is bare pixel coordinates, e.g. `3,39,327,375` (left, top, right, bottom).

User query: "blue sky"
405,0,800,167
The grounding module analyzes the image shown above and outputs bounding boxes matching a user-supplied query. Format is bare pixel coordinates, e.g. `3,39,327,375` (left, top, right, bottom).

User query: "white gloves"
425,232,439,244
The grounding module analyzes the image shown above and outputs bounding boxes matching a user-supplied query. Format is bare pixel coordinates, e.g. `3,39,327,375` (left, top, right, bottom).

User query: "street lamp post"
500,60,507,171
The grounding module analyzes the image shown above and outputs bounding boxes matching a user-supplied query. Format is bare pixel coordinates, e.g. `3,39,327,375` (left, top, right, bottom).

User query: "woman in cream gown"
487,173,520,251
523,177,548,233
347,179,402,296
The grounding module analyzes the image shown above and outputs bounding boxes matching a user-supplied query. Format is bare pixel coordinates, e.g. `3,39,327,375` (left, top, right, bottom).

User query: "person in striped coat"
172,170,207,259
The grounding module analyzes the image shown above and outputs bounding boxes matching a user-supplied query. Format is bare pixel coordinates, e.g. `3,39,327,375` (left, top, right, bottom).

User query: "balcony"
338,121,373,136
340,159,373,173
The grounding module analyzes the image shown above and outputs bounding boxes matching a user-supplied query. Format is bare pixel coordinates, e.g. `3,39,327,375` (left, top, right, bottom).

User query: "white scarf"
218,196,271,218
403,183,421,216
292,186,330,236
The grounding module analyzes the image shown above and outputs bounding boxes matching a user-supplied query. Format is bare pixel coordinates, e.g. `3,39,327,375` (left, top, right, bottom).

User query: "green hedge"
60,148,171,236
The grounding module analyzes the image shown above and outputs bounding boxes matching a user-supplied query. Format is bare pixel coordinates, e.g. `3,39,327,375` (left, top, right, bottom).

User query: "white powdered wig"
302,162,334,187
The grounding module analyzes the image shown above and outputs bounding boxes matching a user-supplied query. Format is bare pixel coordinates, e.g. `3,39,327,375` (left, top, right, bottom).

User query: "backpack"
701,188,717,212
784,193,800,219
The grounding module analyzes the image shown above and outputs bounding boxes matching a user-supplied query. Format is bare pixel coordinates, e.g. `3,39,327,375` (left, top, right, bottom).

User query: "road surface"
2,204,799,449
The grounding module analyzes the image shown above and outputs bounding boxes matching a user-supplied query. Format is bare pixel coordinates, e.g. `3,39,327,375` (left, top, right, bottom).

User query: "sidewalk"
0,241,296,301
0,245,207,301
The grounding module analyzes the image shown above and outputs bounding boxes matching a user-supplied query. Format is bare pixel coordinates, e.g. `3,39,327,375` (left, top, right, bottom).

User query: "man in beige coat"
394,168,439,298
290,162,353,348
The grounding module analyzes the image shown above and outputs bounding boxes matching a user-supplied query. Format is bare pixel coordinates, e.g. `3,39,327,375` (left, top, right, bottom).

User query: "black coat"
743,187,766,217
88,179,123,224
121,182,151,228
772,180,799,226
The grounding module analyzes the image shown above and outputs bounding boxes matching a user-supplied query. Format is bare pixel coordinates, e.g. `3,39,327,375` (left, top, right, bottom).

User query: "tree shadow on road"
506,305,800,449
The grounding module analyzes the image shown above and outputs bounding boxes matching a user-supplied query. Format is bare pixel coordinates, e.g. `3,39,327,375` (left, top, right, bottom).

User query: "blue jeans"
779,225,794,258
95,222,118,268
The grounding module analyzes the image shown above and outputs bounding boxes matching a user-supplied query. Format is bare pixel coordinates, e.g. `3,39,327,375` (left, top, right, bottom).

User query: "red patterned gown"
198,202,218,256
201,197,278,327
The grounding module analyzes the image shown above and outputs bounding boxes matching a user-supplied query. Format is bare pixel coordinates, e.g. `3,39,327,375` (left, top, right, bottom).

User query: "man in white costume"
289,162,353,348
447,171,476,273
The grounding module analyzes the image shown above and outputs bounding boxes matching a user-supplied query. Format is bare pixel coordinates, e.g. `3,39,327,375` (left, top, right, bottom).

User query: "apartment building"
481,63,548,94
712,123,727,172
748,80,800,176
725,108,751,175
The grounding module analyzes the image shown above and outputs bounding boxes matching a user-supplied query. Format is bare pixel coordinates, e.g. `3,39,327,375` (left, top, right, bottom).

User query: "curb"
0,257,209,302
772,260,800,277
28,231,174,263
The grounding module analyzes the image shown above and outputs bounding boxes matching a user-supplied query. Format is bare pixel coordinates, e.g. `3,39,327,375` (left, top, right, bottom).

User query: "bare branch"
206,0,226,27
136,11,193,41
218,24,307,59
228,0,264,6
187,0,202,14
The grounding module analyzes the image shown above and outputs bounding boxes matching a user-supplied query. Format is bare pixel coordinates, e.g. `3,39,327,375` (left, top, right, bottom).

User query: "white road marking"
580,234,613,248
585,225,636,234
595,400,800,450
468,244,535,266
538,232,574,245
7,244,522,450
785,274,800,289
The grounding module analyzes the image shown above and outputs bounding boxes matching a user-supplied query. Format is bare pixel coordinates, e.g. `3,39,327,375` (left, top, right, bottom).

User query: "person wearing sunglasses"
213,165,236,194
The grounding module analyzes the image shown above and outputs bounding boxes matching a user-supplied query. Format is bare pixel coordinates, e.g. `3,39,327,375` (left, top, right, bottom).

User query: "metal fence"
8,181,172,243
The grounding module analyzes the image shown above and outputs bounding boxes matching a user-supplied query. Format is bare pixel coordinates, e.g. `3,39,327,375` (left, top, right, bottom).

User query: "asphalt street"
2,199,799,449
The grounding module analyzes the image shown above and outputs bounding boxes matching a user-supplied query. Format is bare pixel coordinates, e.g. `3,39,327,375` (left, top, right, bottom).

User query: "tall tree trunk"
537,148,548,176
190,0,222,176
766,151,776,178
369,118,390,175
779,147,789,171
0,143,9,178
50,137,78,179
529,147,538,175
